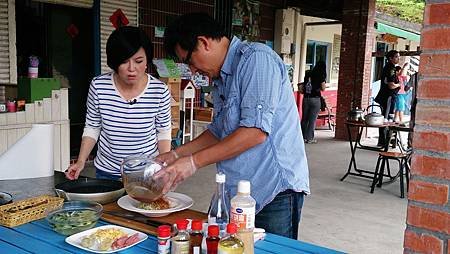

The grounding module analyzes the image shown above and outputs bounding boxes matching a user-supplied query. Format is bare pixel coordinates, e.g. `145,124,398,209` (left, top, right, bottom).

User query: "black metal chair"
370,150,411,198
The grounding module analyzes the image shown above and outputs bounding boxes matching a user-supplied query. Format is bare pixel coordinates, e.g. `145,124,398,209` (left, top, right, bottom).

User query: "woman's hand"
155,150,179,166
65,161,85,180
298,83,304,94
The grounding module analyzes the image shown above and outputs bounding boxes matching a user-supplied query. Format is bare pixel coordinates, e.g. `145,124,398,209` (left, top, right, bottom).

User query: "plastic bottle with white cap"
230,180,255,254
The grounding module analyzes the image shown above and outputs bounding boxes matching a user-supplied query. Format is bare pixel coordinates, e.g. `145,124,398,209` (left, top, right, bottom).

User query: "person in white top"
65,26,172,180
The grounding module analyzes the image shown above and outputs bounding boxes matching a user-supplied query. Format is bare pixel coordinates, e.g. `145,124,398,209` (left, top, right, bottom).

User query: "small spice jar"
157,225,171,254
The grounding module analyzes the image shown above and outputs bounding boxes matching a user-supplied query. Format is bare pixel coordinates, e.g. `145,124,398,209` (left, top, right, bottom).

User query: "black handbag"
320,96,327,111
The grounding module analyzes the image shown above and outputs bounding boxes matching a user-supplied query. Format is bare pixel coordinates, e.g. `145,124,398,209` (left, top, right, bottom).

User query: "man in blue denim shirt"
157,13,310,239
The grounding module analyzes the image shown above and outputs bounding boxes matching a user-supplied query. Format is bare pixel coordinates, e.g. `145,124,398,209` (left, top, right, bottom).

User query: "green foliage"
376,0,425,24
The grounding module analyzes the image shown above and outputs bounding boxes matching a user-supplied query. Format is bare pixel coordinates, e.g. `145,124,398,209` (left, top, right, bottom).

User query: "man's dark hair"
106,26,153,72
386,50,399,60
163,12,227,59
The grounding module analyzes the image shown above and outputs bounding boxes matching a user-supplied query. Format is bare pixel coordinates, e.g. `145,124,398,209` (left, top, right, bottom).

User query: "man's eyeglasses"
182,49,193,65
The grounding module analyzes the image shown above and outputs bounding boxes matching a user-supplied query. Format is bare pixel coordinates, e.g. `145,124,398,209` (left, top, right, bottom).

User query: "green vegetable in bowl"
48,209,98,235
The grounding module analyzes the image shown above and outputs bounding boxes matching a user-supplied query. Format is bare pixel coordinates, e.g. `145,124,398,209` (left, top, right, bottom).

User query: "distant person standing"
375,50,400,147
299,61,327,144
394,63,411,125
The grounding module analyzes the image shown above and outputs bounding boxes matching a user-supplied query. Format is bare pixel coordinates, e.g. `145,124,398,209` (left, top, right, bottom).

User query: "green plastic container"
18,77,61,103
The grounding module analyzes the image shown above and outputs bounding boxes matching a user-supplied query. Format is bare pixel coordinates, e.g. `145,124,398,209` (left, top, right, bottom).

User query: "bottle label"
158,239,170,254
193,246,200,254
230,205,255,230
172,241,189,254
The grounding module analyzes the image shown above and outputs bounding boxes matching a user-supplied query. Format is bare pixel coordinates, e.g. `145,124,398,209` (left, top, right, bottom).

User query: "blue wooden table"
0,220,344,254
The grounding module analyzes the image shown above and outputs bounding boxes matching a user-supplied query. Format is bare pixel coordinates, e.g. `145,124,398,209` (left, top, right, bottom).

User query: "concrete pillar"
335,0,376,139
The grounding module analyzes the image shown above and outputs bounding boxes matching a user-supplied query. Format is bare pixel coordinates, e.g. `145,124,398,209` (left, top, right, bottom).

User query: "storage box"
18,78,61,103
160,77,181,102
194,107,213,122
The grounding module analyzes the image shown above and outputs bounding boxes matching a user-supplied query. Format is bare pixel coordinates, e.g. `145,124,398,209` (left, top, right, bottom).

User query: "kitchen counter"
0,171,72,201
0,175,54,201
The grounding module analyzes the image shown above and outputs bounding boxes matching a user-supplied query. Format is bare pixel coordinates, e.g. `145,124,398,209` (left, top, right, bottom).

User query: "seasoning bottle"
206,225,220,254
158,225,171,254
230,180,255,254
208,172,229,237
171,219,190,254
190,220,203,254
218,223,244,254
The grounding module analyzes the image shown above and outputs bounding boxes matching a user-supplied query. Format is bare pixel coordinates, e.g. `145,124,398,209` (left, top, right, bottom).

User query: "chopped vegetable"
48,209,98,235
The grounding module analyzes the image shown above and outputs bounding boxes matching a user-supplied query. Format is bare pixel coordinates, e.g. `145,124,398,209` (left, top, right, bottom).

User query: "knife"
103,211,171,228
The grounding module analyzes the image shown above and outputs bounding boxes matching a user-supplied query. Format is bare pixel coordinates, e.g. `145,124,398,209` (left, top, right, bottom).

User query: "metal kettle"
365,105,385,126
347,107,365,122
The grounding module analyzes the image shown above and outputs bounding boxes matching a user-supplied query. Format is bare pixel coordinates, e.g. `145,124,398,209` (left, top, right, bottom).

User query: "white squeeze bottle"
230,180,255,254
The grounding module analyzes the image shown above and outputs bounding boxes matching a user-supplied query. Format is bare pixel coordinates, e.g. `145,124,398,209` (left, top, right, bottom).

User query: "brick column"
404,2,450,253
335,0,376,139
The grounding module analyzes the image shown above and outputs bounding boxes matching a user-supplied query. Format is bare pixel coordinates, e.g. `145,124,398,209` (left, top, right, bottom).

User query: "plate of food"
117,192,194,217
65,225,147,253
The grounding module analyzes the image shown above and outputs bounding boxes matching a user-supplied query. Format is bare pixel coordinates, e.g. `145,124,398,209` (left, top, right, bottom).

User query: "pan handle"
55,188,70,201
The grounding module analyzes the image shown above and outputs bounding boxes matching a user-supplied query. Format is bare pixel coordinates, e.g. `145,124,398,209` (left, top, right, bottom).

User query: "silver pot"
347,108,364,121
365,112,385,126
55,178,125,204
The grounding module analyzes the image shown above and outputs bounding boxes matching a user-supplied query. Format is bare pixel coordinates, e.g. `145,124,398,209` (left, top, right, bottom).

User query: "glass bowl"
121,155,170,203
46,201,103,235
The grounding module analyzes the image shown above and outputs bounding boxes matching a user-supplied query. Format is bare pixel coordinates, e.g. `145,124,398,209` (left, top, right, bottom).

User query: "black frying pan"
55,178,125,204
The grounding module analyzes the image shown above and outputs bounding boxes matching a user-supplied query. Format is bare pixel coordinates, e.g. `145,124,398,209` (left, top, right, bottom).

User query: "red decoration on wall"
66,24,79,38
110,9,129,29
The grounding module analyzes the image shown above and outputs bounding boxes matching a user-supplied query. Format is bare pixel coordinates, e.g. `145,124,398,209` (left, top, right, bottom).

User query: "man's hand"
388,81,400,89
154,155,198,195
65,160,85,180
155,150,179,166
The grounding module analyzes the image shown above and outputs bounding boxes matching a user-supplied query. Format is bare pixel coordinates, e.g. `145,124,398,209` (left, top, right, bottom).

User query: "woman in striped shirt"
65,26,172,180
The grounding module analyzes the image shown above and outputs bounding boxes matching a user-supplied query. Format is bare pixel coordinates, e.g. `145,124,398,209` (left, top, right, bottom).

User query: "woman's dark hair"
312,61,327,80
386,49,399,60
395,66,402,72
313,61,326,73
163,12,227,60
106,26,153,72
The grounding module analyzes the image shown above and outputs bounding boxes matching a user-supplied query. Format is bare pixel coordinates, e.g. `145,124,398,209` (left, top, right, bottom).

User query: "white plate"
117,192,194,217
65,225,148,253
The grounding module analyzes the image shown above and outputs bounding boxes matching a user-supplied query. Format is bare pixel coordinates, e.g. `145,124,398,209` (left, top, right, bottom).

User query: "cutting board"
101,202,207,235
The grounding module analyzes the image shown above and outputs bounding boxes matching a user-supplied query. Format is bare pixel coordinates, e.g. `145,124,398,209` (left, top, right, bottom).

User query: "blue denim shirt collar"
219,36,241,81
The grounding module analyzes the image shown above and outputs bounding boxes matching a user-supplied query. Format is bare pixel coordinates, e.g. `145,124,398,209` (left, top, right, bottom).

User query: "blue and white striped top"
83,73,171,176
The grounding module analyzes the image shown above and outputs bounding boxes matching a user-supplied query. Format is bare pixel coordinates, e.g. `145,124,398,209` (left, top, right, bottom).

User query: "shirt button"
257,105,263,109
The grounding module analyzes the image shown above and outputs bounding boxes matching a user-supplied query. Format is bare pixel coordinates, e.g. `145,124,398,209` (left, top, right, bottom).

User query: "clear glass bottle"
171,219,190,254
190,220,203,254
218,223,244,254
208,173,229,237
230,180,255,254
158,225,171,254
206,225,220,254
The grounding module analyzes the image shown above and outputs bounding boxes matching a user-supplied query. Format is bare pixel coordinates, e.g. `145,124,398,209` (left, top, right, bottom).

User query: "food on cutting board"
80,228,140,251
138,197,170,210
47,209,98,235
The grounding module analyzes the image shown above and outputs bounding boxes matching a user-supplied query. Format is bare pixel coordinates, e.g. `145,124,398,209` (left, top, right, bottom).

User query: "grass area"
376,0,425,24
